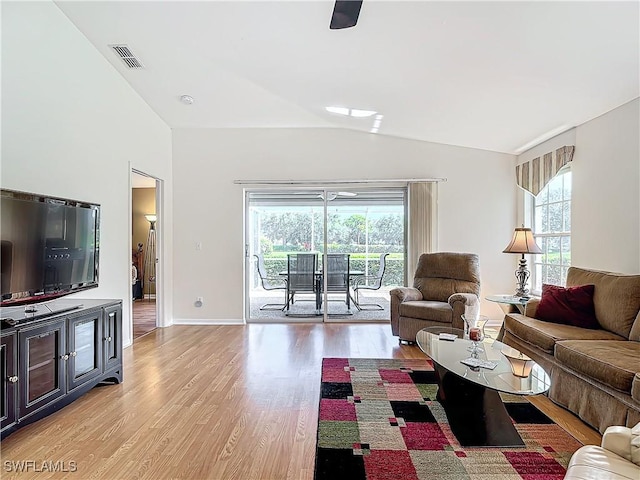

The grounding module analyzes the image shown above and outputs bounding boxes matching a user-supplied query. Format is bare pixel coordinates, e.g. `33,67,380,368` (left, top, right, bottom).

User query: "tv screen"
1,189,100,307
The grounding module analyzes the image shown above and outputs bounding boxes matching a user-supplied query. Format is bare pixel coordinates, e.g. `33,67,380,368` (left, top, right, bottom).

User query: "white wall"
172,128,517,322
572,99,640,273
1,1,173,347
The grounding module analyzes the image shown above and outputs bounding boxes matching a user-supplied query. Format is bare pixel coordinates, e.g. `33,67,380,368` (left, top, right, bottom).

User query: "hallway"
133,299,156,339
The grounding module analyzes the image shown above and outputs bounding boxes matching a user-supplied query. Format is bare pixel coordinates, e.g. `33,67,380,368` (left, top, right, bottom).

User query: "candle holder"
501,345,533,378
466,317,487,357
461,314,488,340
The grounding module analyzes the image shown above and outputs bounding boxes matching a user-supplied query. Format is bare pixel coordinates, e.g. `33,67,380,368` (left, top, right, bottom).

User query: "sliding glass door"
245,187,406,322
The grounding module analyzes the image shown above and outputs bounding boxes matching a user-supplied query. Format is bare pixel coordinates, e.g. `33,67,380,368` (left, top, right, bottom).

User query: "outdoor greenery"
259,212,403,253
256,211,406,286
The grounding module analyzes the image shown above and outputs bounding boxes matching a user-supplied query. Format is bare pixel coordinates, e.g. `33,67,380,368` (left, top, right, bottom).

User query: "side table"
485,294,531,315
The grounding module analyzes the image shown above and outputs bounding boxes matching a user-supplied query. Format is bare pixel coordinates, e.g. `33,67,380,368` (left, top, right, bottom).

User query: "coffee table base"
435,365,525,448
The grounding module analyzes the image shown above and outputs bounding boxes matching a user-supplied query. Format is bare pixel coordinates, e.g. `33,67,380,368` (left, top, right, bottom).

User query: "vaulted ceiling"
56,1,639,154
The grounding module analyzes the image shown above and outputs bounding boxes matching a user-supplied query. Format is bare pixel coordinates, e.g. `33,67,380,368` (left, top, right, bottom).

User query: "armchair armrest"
390,287,423,336
390,287,423,303
601,423,640,465
448,293,479,307
448,293,479,330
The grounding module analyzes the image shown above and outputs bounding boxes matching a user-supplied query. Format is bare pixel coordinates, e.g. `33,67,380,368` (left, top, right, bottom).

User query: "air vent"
109,44,144,69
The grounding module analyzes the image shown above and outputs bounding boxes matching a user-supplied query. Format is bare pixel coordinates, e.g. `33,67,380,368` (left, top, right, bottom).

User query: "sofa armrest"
390,287,423,336
448,293,480,330
632,373,640,403
524,297,540,317
601,423,640,465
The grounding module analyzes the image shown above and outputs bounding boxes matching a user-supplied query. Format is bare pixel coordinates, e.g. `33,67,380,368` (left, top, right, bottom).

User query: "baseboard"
324,318,389,324
171,318,245,325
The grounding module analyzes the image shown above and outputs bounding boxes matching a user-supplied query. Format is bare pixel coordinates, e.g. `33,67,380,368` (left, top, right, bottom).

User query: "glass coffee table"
416,326,550,447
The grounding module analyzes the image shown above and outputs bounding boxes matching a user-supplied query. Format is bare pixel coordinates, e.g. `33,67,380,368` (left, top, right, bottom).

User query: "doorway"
245,187,406,322
131,171,158,339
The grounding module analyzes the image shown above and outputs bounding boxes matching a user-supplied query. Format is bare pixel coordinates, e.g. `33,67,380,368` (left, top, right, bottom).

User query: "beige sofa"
564,422,640,479
500,267,640,434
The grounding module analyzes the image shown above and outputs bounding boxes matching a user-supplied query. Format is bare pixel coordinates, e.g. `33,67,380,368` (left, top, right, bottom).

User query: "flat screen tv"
1,189,100,307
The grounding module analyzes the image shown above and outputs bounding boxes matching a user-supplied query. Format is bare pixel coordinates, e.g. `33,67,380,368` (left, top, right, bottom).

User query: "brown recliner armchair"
390,252,481,343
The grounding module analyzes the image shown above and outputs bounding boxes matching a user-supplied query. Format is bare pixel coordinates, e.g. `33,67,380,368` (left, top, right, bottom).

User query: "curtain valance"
516,145,575,196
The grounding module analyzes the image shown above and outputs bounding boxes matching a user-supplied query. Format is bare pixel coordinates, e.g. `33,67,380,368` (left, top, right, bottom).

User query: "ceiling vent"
109,44,144,69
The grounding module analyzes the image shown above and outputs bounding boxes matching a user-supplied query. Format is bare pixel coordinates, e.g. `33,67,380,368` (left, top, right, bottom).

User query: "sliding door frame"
242,180,437,323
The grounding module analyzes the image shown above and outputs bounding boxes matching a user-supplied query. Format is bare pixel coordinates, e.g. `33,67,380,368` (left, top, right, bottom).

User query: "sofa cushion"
536,283,600,329
567,267,640,339
555,340,640,393
400,300,452,323
504,314,625,354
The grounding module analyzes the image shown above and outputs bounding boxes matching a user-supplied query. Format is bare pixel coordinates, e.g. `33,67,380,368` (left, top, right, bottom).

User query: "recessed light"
326,106,349,115
350,109,376,118
180,95,194,105
325,106,377,117
370,114,384,133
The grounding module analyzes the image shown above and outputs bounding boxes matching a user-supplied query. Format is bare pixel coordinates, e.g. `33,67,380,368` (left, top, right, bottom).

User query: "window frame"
528,167,572,295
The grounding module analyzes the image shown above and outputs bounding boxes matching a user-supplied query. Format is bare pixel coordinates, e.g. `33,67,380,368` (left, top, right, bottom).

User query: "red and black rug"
314,358,582,480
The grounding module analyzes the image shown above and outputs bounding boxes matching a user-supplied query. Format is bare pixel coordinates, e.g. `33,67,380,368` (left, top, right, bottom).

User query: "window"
531,169,571,293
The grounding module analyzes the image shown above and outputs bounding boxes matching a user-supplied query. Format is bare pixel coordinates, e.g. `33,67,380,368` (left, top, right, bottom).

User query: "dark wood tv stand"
0,299,123,439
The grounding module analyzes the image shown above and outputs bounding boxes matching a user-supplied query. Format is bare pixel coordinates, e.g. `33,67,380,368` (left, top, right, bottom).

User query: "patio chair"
254,254,287,310
286,253,319,310
352,253,389,310
324,253,351,309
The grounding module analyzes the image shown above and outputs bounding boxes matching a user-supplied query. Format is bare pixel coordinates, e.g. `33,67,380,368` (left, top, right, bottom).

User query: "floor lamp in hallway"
143,214,156,302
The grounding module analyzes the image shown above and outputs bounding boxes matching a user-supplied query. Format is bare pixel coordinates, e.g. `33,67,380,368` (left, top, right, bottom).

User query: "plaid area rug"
315,358,582,480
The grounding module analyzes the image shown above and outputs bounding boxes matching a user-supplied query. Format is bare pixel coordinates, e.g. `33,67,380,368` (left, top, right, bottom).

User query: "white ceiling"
56,1,639,154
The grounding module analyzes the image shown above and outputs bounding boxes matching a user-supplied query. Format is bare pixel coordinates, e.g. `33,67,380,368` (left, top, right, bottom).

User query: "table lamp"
503,227,542,298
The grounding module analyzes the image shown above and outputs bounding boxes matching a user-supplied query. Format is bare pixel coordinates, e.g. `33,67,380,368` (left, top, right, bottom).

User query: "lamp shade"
501,345,534,378
503,227,542,254
144,214,157,223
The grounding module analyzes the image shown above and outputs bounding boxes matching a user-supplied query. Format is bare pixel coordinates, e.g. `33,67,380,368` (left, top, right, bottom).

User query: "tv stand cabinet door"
103,305,122,372
1,331,17,432
67,310,103,391
18,319,67,420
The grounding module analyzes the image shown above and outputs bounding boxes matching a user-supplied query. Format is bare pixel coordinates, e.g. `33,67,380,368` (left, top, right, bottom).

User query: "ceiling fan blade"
330,0,363,30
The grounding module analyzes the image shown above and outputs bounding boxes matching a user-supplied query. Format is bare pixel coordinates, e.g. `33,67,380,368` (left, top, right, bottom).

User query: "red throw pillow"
535,284,600,329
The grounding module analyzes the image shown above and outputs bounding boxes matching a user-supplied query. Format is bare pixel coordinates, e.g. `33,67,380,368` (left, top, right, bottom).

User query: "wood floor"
0,323,601,479
133,299,157,339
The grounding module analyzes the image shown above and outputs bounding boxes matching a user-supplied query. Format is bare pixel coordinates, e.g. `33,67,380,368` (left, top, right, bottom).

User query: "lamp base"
513,256,531,298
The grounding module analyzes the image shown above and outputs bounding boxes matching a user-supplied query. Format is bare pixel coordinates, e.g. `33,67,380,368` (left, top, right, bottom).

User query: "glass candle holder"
467,322,486,357
461,314,488,340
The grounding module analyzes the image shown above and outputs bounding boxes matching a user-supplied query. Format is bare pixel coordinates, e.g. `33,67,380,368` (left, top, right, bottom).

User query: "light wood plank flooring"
133,299,157,339
0,323,601,479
